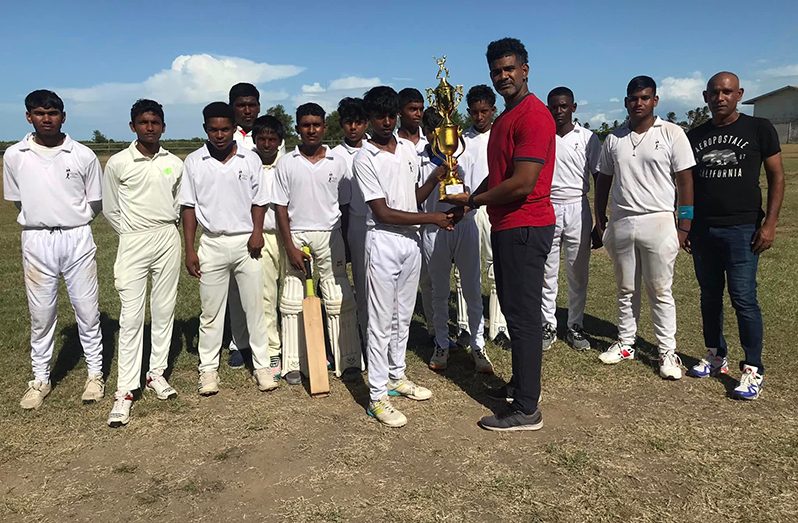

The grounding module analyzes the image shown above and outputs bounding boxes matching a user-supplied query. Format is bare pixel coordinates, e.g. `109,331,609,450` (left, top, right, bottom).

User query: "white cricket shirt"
3,133,102,228
332,142,368,217
102,141,183,234
354,138,421,231
262,149,282,232
272,145,350,231
178,144,268,235
598,117,695,214
461,126,491,191
551,123,601,204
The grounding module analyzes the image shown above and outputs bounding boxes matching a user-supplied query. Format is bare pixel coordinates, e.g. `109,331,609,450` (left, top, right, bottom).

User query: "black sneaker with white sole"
479,406,543,432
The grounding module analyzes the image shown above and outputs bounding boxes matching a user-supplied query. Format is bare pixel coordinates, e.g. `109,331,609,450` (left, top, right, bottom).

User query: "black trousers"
491,225,554,414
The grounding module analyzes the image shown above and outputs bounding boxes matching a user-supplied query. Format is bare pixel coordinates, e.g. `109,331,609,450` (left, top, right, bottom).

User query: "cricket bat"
302,246,330,397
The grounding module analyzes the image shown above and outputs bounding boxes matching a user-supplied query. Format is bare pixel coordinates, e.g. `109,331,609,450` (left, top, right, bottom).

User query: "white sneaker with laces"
598,341,635,364
20,380,51,410
254,368,278,392
146,374,177,400
687,349,729,378
387,376,432,401
659,351,683,380
198,371,219,396
107,391,134,428
82,373,105,403
368,396,407,427
733,365,764,400
472,348,494,374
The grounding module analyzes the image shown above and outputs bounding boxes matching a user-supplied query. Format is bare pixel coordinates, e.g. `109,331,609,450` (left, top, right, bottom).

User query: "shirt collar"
290,144,335,159
129,140,168,161
20,133,75,153
200,143,246,161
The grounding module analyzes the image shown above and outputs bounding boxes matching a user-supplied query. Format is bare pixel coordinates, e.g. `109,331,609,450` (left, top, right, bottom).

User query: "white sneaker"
687,349,729,378
368,396,407,427
598,341,635,364
542,323,557,351
107,391,133,428
429,344,449,371
387,376,432,401
472,348,494,374
146,374,177,400
81,373,105,403
733,365,764,400
253,368,278,392
20,380,51,410
198,371,219,396
659,351,683,380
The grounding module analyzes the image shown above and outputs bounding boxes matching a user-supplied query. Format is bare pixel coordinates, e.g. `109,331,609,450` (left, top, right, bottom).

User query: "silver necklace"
629,128,650,156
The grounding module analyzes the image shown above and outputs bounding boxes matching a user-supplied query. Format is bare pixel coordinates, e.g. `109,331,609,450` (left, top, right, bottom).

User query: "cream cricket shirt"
102,141,183,234
332,142,368,217
552,124,601,204
3,133,102,228
262,150,283,232
598,117,695,214
178,144,268,235
354,138,421,231
272,145,350,231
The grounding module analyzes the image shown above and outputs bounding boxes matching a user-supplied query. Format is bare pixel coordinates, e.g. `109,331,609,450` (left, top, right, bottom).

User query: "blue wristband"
677,205,694,220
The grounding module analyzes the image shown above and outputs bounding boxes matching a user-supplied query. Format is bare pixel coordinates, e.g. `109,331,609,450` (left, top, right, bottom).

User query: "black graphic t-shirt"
687,114,780,226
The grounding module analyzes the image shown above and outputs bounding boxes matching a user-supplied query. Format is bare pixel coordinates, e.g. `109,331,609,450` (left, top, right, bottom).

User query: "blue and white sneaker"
733,365,764,400
687,349,729,378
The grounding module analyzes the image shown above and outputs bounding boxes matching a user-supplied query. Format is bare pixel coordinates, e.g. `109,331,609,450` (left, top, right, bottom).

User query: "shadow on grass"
51,312,118,388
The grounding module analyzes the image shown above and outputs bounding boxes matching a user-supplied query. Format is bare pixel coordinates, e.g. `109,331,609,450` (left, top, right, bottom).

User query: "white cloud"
589,113,608,125
578,99,588,106
760,64,798,78
292,75,383,112
59,54,304,104
609,97,620,103
658,73,706,107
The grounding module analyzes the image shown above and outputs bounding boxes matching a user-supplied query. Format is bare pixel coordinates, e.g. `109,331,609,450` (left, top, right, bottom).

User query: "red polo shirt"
486,93,556,231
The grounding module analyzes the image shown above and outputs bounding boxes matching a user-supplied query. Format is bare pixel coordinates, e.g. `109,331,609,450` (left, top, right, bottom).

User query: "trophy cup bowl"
427,56,466,200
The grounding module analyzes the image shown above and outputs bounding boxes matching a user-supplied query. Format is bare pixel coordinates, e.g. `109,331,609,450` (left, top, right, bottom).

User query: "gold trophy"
426,56,466,200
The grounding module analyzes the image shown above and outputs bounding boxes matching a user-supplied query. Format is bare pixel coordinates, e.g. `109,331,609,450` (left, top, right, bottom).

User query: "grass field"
0,146,796,522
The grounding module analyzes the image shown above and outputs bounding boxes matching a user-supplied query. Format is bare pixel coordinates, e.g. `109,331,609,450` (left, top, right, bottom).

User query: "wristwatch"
467,193,480,209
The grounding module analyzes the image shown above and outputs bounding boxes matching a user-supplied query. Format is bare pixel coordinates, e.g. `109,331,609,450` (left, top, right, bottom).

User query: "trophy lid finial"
434,56,449,80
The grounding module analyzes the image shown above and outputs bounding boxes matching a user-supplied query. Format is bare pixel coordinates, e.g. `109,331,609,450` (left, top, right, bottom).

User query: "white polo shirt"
461,126,491,192
354,138,421,231
598,117,695,215
262,149,283,232
272,145,350,231
178,144,268,235
332,142,368,217
102,141,183,234
552,123,601,204
3,133,102,228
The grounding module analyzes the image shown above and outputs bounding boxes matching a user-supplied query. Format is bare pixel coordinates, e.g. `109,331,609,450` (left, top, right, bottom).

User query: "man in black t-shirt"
685,71,785,400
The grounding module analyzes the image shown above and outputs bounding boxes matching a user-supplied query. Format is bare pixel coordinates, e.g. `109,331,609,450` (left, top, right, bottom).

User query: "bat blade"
303,295,330,397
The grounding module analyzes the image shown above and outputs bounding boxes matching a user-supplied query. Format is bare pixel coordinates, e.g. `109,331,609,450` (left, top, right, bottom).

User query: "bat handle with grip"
301,246,315,297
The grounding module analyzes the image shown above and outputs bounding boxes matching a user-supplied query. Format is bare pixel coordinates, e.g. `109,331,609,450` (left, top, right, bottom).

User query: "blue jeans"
690,224,764,373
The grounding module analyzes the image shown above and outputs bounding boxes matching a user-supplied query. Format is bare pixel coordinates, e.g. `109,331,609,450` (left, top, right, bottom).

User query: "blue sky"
2,0,796,140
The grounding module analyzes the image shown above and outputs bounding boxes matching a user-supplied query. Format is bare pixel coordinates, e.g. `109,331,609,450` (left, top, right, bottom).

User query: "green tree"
685,106,710,129
666,111,677,123
91,129,109,143
324,110,343,145
266,104,298,148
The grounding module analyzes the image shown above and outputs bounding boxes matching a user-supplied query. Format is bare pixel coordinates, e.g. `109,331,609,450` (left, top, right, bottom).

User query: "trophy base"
442,184,465,198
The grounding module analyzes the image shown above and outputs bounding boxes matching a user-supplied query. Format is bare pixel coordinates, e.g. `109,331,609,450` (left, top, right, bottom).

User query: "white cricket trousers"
366,228,421,402
347,214,368,343
422,215,485,350
604,211,679,353
228,230,282,358
21,225,102,382
542,198,592,329
475,206,508,338
197,233,269,372
114,224,181,392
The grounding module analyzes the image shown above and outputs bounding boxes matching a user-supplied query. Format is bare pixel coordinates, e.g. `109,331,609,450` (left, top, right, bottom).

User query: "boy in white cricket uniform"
274,103,361,384
354,86,454,428
331,97,369,346
420,107,493,374
179,102,275,395
595,76,695,380
542,87,601,352
3,89,104,409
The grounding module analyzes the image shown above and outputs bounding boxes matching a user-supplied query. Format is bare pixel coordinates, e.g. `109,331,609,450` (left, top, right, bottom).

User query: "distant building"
742,85,798,144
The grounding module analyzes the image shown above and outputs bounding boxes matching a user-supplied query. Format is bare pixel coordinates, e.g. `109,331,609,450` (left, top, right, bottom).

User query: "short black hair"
337,97,367,124
130,99,165,124
203,101,235,125
466,85,496,107
25,89,64,112
398,88,424,108
363,86,400,117
228,82,260,104
547,86,575,104
296,102,325,122
626,76,657,96
422,107,443,134
486,37,528,65
252,115,285,141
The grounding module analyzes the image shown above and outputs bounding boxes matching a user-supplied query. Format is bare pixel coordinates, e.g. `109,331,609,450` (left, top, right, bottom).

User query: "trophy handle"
430,137,448,170
454,133,467,160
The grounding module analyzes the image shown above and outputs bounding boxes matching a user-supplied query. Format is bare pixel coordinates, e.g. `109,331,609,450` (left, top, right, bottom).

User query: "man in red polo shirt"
447,37,555,431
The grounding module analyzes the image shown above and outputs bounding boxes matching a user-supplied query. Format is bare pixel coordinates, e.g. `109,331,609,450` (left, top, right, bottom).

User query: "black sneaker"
285,370,302,385
456,329,471,348
479,407,543,432
485,384,514,403
340,367,361,383
228,349,245,368
493,331,511,351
